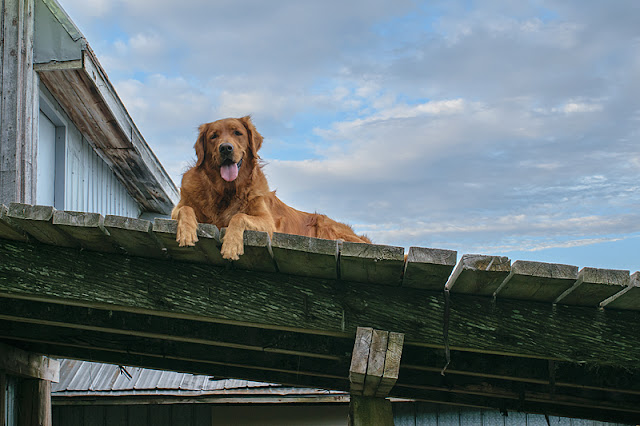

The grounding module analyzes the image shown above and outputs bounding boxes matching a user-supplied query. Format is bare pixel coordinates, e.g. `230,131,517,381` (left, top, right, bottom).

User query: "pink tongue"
220,163,238,182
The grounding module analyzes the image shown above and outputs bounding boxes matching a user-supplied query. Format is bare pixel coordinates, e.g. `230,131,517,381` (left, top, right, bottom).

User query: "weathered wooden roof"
1,202,640,423
33,0,179,214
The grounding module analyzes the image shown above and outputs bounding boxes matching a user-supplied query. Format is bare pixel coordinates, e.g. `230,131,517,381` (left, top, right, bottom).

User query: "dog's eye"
234,130,243,136
211,133,218,140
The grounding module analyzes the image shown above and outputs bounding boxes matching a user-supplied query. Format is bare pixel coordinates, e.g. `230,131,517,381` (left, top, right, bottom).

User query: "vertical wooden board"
525,413,550,426
350,327,373,394
481,409,505,426
153,218,222,265
504,411,527,425
460,409,482,425
171,404,193,425
84,405,106,426
603,272,640,310
193,404,212,426
376,332,404,397
437,405,460,425
104,405,127,426
7,203,77,247
363,329,389,397
220,228,277,272
494,260,578,302
58,405,82,426
148,404,172,426
340,242,405,286
415,402,439,426
392,402,417,426
446,254,511,296
402,247,457,290
0,204,28,241
128,405,148,426
52,210,120,253
557,267,630,306
104,215,166,259
271,232,339,279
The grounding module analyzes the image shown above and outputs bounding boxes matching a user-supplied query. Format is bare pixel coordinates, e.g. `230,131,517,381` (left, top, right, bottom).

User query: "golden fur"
172,116,370,260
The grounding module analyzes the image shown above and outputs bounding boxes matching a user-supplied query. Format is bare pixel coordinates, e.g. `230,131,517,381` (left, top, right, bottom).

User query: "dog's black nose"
219,143,234,155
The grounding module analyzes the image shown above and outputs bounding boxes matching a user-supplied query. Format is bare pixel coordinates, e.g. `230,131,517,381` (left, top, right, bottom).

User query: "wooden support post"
349,327,404,426
0,343,58,426
18,379,51,426
0,0,38,205
349,395,394,426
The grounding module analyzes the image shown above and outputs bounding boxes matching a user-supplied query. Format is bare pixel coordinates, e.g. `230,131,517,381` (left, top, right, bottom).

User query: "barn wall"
392,402,631,426
38,85,141,217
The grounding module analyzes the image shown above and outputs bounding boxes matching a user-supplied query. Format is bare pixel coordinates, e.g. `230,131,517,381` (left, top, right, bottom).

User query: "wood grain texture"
446,254,511,295
349,327,373,394
271,232,338,279
1,238,639,365
402,247,457,290
362,329,389,396
0,342,59,382
556,267,630,306
220,228,277,272
7,203,77,247
340,242,405,286
52,210,119,253
495,260,578,302
103,215,165,258
153,218,223,265
0,204,29,241
602,271,640,311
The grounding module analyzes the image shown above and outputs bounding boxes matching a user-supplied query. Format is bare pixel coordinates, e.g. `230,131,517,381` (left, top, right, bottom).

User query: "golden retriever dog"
172,116,371,260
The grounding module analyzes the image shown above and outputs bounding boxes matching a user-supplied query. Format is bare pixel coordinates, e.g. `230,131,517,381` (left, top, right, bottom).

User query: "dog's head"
195,116,263,182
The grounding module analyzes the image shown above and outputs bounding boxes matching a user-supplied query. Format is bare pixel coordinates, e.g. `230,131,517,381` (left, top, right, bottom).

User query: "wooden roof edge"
33,1,179,214
1,203,638,311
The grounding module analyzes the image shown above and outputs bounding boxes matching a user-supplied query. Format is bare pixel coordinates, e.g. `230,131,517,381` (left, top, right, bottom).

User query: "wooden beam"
1,238,640,366
340,242,404,286
348,395,394,426
493,260,578,302
0,342,59,382
18,379,52,426
3,297,638,395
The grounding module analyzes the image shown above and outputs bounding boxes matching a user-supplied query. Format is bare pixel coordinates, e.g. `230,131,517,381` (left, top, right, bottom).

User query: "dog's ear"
240,116,263,156
195,124,208,168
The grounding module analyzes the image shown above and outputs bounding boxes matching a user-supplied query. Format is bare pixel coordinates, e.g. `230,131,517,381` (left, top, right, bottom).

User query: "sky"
57,0,640,273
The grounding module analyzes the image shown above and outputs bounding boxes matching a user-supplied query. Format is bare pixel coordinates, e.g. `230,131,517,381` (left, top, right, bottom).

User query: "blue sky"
58,0,640,273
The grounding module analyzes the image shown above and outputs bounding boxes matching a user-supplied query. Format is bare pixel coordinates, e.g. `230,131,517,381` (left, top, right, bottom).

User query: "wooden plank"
446,254,511,295
349,395,394,426
2,238,640,366
7,203,77,247
271,232,338,279
0,204,29,241
340,242,405,286
0,342,59,382
103,215,165,259
555,267,630,306
0,0,37,206
493,260,578,302
402,247,457,290
152,218,224,265
376,331,404,397
220,228,277,272
52,210,120,253
602,271,640,311
18,379,52,426
363,329,389,396
349,327,373,394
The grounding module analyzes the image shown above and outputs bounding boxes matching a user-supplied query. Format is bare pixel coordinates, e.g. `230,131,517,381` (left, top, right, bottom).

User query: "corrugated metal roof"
52,359,338,398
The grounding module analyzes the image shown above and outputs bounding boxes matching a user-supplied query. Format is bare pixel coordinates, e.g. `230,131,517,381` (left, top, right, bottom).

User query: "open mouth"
220,158,243,182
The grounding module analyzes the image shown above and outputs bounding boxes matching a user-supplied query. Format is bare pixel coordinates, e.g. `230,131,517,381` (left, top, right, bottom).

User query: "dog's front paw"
221,231,244,260
176,222,198,247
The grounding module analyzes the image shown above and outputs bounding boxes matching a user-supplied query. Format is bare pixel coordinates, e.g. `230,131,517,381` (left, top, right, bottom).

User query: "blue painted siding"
39,85,141,218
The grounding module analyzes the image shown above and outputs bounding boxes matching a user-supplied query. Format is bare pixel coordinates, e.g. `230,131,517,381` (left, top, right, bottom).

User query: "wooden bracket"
349,327,404,398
